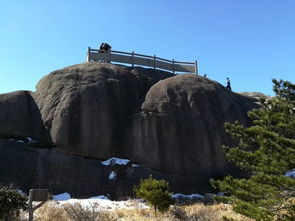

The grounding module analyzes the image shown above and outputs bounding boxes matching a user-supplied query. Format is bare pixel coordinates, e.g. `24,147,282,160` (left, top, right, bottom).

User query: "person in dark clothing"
99,43,112,63
99,43,104,52
100,43,111,52
226,77,231,91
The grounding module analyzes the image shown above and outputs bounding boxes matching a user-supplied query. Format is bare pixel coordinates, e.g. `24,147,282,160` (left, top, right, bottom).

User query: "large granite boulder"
121,74,258,184
0,63,260,196
34,62,173,157
0,139,198,198
0,90,48,145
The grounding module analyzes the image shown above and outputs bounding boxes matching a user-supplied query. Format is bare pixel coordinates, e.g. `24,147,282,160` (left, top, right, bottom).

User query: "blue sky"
0,0,294,95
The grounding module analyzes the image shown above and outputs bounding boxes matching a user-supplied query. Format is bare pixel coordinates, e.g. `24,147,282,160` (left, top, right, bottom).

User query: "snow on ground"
51,193,149,211
108,171,117,180
101,157,131,166
53,192,71,201
286,169,295,178
100,157,139,167
173,193,204,199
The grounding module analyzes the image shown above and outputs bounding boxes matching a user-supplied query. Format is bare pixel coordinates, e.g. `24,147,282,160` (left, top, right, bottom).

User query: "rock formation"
0,62,259,197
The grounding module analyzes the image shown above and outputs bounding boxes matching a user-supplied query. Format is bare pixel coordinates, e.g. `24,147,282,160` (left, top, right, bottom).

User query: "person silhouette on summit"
99,43,112,63
100,43,111,52
226,77,231,91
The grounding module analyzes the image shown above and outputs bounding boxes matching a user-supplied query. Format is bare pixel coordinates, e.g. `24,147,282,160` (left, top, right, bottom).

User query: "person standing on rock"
226,77,231,91
99,43,112,63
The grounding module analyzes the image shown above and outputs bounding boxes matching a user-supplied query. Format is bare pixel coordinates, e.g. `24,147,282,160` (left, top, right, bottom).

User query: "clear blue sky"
1,0,294,95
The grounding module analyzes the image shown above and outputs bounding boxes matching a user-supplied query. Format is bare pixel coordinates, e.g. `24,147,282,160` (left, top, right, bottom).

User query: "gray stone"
121,74,257,179
0,63,260,197
34,62,173,157
0,90,48,145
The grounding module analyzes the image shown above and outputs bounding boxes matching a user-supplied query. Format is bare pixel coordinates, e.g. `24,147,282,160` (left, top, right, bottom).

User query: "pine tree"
211,79,295,221
134,175,174,212
0,185,27,220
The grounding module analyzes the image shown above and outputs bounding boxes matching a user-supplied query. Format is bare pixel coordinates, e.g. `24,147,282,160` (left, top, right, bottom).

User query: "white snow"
17,140,24,143
26,137,33,143
53,192,71,201
51,193,148,211
286,169,295,178
173,193,204,199
108,171,117,180
88,195,109,200
101,157,130,166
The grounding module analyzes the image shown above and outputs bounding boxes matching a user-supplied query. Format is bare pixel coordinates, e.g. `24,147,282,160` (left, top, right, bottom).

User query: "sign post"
28,189,49,221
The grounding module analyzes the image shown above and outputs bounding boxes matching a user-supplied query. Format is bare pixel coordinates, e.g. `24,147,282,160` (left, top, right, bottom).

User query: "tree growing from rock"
211,79,295,220
0,185,27,221
134,175,174,212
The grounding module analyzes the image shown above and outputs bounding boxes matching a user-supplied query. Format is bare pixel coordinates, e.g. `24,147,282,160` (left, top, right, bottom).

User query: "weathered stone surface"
0,90,48,145
0,139,201,198
121,74,258,180
0,63,260,196
34,62,173,158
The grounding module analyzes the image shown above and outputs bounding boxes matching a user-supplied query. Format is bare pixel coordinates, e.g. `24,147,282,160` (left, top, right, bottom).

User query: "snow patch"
286,169,295,178
173,193,204,199
108,171,117,180
17,140,24,143
56,198,149,211
53,192,71,201
88,195,109,200
101,157,130,166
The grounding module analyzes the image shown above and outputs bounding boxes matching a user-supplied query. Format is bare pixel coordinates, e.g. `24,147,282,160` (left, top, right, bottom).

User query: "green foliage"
0,185,28,220
133,175,174,212
211,79,295,221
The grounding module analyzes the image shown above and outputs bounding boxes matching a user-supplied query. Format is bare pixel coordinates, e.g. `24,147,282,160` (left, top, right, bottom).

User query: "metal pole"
172,59,175,74
131,51,134,67
195,60,198,75
86,47,90,62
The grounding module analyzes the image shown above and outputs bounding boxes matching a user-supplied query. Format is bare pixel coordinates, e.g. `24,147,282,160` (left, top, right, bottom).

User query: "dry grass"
30,200,254,221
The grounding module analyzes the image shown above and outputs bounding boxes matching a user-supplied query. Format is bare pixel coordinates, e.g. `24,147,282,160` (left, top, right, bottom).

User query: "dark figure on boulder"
226,77,231,91
99,43,112,63
100,43,111,52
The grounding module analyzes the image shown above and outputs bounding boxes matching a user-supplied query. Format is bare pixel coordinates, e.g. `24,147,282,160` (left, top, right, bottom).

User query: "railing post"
153,54,156,70
172,59,175,74
195,60,198,75
86,47,90,62
28,189,33,221
131,51,134,67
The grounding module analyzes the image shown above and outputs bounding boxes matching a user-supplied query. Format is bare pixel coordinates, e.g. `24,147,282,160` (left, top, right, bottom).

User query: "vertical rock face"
0,62,260,196
34,62,173,158
122,74,257,179
0,90,48,144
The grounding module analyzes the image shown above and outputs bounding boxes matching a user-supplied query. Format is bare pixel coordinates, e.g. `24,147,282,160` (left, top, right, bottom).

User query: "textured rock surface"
0,139,198,198
122,74,257,178
0,90,48,145
34,62,173,157
0,62,259,196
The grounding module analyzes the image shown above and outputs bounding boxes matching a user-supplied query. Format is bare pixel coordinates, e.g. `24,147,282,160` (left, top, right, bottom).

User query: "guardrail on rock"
86,47,198,74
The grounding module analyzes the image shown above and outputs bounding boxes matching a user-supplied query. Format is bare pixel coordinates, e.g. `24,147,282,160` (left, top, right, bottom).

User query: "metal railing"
86,47,198,74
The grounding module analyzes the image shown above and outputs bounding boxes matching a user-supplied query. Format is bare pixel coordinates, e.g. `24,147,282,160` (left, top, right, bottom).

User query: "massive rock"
34,62,173,157
0,62,259,196
120,74,257,191
0,90,48,145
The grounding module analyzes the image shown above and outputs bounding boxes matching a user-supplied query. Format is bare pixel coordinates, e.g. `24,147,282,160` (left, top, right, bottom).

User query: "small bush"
134,175,174,212
63,202,115,221
35,202,68,221
0,185,27,220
